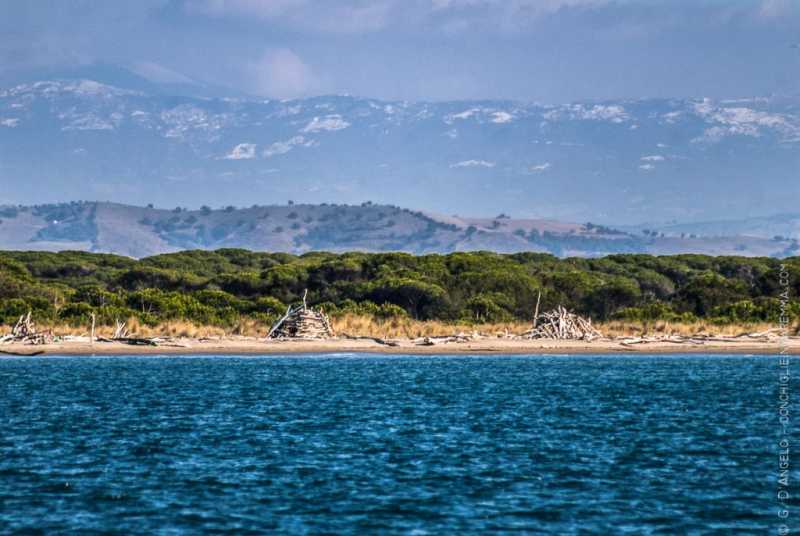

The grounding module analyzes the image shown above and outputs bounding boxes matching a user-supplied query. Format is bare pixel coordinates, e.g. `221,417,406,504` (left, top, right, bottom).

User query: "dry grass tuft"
0,317,246,339
228,317,271,337
1,316,797,340
331,313,530,339
596,320,782,338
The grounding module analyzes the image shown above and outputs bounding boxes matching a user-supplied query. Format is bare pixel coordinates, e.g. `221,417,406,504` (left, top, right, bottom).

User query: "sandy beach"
2,336,799,356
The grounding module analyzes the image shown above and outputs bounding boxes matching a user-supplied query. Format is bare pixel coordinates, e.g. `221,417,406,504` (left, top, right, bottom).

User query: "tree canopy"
0,249,796,327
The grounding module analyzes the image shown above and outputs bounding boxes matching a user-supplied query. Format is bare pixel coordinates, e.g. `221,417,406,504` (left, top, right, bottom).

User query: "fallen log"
618,335,712,346
0,349,45,356
339,333,401,346
96,336,159,346
413,334,475,346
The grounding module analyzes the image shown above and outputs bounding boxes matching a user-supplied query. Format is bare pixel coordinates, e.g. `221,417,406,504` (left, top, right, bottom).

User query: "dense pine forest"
0,249,797,329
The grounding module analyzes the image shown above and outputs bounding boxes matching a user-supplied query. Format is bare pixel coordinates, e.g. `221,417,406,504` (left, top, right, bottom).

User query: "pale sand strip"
2,337,799,356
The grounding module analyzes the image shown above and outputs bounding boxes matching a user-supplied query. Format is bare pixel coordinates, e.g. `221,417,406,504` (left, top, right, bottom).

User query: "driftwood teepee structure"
0,311,53,345
267,290,334,339
522,306,602,341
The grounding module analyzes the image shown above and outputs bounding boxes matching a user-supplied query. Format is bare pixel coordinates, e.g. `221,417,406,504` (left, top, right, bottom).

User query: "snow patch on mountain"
661,111,683,124
224,143,257,160
67,80,135,98
159,105,235,139
451,159,495,168
443,108,516,125
544,104,629,123
1,77,798,223
691,99,799,142
61,112,119,131
528,163,551,173
301,115,350,133
9,80,140,100
447,108,481,123
490,111,514,124
264,135,317,158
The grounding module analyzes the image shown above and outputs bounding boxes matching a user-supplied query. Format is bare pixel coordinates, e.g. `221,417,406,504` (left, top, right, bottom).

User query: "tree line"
0,249,798,328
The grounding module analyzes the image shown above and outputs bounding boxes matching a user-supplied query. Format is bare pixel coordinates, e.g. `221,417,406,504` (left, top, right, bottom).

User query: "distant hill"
0,70,798,223
0,201,796,258
625,213,800,243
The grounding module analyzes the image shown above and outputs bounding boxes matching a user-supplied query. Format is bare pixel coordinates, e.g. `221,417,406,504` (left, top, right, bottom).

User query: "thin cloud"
2,0,799,102
429,0,612,32
189,0,307,20
245,48,321,99
189,0,393,33
130,61,194,85
758,0,792,19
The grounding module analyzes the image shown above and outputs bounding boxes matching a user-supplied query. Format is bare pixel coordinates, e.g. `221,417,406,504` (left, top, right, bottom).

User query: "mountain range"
0,201,796,259
0,65,798,225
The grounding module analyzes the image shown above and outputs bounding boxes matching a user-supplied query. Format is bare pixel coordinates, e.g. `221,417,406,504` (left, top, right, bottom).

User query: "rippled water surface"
0,354,791,533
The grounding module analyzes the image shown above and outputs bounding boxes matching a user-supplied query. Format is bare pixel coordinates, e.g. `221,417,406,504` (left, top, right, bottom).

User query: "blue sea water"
0,354,793,534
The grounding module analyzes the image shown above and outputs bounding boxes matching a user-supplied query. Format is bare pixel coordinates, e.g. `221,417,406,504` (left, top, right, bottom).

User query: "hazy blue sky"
2,0,799,101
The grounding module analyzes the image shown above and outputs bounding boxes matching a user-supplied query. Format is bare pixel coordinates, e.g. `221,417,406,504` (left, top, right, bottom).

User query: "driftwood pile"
0,312,53,345
340,334,401,346
94,319,179,346
522,306,602,341
415,333,480,346
267,292,334,339
618,328,787,347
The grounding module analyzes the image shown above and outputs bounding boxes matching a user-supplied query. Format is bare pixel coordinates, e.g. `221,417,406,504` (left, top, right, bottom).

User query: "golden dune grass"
3,318,231,339
330,313,529,339
333,314,792,339
596,320,782,338
2,315,796,339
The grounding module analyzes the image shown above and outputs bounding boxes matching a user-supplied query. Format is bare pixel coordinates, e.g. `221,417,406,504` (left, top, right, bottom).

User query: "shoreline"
2,337,799,356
